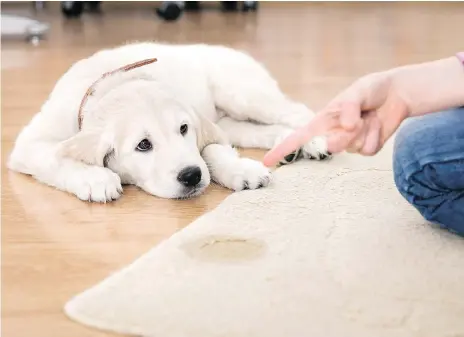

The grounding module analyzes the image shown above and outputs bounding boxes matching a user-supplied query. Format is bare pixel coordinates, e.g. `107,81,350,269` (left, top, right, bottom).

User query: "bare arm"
392,55,464,117
263,53,464,166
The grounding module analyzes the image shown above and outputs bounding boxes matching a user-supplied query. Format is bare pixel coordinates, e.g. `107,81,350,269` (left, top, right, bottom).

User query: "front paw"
66,166,122,202
273,132,332,166
301,136,332,161
221,158,271,192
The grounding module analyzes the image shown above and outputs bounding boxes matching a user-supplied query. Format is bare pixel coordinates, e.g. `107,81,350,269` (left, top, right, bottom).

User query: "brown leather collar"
77,58,157,130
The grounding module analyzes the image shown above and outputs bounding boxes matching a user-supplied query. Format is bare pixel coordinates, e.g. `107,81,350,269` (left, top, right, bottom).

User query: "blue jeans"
393,107,464,236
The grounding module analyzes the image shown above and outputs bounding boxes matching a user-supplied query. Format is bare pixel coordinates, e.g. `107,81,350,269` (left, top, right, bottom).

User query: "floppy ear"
57,130,113,167
194,112,228,151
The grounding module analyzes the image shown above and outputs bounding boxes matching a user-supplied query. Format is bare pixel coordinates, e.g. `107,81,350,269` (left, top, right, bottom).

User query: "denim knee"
393,109,464,236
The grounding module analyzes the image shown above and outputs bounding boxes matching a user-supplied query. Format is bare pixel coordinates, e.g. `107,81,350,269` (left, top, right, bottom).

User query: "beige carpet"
64,142,464,337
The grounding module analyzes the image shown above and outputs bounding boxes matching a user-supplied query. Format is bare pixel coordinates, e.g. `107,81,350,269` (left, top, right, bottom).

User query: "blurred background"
3,1,463,109
2,2,463,337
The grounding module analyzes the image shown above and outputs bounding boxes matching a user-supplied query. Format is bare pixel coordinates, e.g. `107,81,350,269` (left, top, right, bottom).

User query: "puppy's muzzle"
177,166,202,187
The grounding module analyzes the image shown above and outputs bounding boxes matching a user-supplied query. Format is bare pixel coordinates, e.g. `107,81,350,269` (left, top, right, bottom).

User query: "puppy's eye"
136,139,152,152
180,124,188,136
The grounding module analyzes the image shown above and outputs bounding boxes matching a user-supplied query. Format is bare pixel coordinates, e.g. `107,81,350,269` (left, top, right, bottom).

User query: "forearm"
391,55,464,117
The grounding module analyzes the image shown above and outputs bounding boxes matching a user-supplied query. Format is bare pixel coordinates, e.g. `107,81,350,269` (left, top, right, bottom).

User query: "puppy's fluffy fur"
8,42,330,202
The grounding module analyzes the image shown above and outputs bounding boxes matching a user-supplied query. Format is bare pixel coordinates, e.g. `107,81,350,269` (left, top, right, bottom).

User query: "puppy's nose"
177,166,202,187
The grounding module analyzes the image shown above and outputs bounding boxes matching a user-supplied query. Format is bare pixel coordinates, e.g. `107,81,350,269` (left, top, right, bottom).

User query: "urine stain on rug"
181,235,267,263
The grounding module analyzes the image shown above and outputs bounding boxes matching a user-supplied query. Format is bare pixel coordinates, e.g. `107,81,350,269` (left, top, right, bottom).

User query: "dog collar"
77,57,157,130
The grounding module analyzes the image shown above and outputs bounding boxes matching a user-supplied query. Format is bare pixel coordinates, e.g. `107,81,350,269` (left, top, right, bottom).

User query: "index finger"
262,112,340,167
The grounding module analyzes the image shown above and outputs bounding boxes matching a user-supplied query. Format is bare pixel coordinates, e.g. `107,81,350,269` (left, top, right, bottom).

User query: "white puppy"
8,42,330,202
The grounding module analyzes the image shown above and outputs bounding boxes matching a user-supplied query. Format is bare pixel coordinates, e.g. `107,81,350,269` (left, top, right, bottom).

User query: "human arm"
263,53,464,167
390,55,464,118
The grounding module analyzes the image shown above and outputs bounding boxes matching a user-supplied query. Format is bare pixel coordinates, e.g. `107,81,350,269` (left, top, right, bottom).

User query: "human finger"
346,120,368,153
326,128,359,154
262,112,340,167
359,116,382,156
339,101,363,131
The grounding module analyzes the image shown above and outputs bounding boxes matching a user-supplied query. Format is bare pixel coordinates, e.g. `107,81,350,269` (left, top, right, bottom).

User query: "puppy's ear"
194,112,228,151
57,130,113,167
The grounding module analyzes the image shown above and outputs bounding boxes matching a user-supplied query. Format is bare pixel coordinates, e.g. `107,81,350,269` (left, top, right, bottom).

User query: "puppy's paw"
274,134,332,166
301,136,332,161
66,166,122,202
272,131,302,166
223,158,271,192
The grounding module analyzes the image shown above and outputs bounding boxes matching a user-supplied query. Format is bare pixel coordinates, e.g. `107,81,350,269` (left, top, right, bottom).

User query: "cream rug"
65,142,464,337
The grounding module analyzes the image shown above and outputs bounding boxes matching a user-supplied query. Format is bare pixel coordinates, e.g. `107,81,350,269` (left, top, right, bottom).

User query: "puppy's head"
58,74,224,199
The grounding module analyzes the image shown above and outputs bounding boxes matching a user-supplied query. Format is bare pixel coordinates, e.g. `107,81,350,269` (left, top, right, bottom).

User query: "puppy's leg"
217,117,293,149
209,55,330,159
201,144,271,191
8,140,122,202
216,91,330,160
217,117,329,163
217,87,314,129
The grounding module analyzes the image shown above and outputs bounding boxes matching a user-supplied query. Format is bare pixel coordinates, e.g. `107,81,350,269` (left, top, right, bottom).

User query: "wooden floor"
2,3,463,337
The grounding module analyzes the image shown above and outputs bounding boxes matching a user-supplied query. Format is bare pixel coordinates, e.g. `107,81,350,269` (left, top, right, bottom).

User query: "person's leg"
393,107,464,236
